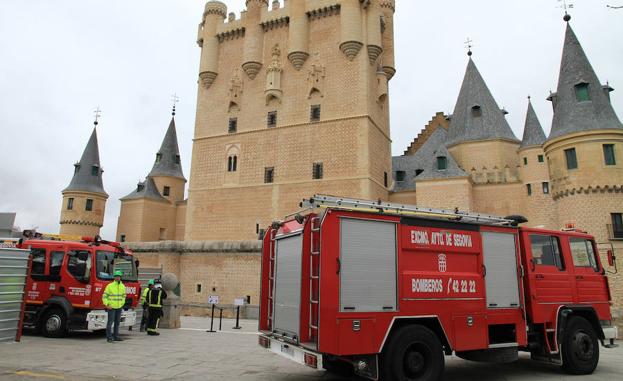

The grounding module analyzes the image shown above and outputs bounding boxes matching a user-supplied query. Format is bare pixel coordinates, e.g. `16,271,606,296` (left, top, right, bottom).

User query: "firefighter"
102,270,126,343
139,279,155,332
146,280,167,336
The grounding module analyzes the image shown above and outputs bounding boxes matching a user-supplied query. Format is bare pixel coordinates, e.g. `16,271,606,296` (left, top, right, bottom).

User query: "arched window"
228,155,238,172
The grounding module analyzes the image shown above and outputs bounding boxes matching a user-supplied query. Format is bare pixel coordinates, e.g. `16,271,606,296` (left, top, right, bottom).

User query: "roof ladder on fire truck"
308,216,321,343
267,229,278,330
301,195,516,226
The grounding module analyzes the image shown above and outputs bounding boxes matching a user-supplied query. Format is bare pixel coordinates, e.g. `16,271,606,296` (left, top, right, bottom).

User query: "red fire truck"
6,235,141,337
258,195,618,381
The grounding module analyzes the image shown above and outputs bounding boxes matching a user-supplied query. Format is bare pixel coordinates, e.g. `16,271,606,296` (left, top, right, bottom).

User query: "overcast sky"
0,0,621,239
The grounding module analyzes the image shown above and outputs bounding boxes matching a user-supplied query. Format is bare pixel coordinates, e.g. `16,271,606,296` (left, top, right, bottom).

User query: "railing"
607,224,623,240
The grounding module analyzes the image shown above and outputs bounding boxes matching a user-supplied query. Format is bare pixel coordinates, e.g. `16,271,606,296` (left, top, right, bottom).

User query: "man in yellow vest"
146,280,167,336
102,270,126,343
139,279,154,332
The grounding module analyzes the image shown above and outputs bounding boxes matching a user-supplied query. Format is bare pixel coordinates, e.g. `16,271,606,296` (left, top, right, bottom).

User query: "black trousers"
147,307,163,333
140,305,149,330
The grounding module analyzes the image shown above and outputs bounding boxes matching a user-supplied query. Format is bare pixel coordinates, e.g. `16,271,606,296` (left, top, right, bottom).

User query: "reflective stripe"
102,281,126,309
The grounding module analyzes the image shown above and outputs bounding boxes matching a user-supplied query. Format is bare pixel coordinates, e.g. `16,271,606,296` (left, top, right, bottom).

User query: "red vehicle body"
11,236,141,337
258,195,618,381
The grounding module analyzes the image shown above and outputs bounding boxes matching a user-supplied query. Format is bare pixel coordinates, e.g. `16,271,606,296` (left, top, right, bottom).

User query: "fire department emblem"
438,254,447,273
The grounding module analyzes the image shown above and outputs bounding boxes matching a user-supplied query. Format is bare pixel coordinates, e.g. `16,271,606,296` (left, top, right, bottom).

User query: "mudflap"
352,354,379,380
456,347,519,363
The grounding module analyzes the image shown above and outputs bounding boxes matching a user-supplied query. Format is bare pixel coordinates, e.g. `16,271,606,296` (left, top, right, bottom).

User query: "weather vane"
607,4,623,9
558,0,574,21
464,38,474,56
171,93,180,116
93,107,102,126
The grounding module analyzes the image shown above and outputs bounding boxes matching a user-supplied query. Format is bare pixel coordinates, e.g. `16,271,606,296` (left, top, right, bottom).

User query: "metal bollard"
233,306,242,329
206,304,217,333
219,308,223,331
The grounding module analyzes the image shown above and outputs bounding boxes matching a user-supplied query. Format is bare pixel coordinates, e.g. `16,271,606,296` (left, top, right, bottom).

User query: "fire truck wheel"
561,316,599,375
381,325,444,381
41,308,68,338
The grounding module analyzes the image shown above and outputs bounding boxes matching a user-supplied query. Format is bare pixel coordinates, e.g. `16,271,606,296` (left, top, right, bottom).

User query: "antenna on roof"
171,93,180,116
558,0,574,21
464,38,474,57
93,107,102,127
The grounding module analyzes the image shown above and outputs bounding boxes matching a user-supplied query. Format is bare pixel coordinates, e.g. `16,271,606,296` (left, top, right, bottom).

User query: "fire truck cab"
11,235,141,337
258,195,618,381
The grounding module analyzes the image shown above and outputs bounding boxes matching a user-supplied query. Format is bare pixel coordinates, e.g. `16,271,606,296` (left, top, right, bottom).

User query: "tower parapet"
198,1,227,89
339,0,364,60
287,0,309,70
366,0,383,65
242,0,269,79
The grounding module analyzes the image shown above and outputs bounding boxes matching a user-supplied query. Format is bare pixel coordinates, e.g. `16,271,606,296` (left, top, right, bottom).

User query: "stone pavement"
0,316,621,380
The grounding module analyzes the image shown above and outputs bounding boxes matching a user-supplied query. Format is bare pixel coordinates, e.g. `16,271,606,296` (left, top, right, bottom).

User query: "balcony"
607,224,623,240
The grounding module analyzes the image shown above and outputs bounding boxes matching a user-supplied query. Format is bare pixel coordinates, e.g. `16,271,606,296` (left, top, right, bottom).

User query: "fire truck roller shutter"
481,232,521,309
340,219,397,312
273,233,304,339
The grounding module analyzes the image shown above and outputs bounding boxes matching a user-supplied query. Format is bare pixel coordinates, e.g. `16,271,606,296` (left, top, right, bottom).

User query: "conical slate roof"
120,177,167,202
549,23,623,140
148,117,186,180
63,127,107,196
392,128,467,191
446,58,519,146
520,100,547,149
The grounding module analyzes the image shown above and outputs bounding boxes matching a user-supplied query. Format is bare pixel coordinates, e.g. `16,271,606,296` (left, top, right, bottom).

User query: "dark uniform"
146,286,167,336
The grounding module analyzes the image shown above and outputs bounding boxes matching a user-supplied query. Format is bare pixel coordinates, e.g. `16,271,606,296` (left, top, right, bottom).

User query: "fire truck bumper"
86,309,137,330
259,334,323,370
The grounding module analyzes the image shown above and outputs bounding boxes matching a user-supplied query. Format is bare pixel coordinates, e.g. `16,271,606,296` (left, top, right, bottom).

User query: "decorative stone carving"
242,62,262,80
288,51,309,71
199,71,218,89
367,45,383,65
229,68,243,106
340,41,363,61
307,53,326,99
265,44,283,105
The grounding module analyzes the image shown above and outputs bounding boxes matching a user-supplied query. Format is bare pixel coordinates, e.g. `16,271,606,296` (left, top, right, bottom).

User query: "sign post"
233,298,244,329
206,295,219,333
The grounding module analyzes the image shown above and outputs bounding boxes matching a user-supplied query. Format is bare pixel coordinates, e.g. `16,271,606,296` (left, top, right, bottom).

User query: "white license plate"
281,344,294,357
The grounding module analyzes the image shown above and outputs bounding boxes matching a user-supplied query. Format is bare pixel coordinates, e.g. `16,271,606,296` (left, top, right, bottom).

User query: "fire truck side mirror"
607,250,616,267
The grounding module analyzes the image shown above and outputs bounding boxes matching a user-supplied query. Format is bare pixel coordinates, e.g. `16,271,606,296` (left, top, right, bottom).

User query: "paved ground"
0,317,621,380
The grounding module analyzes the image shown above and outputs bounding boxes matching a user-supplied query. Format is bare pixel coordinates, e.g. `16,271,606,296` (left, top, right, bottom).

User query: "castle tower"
446,56,521,183
60,124,108,237
543,18,623,241
116,113,187,242
186,0,395,240
518,98,557,228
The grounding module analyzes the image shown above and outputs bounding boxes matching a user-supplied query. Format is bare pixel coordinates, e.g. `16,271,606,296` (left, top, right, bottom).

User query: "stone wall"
126,241,262,318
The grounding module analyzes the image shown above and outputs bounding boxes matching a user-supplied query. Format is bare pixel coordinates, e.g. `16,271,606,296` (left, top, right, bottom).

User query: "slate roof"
63,128,107,196
446,58,519,146
148,117,186,180
393,128,467,191
520,100,547,149
120,177,168,202
548,23,623,140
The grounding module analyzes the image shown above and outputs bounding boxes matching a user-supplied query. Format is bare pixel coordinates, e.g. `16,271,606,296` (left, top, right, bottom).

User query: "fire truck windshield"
96,251,138,281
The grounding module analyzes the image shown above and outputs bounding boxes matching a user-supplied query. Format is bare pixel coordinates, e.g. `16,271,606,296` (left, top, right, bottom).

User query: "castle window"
74,164,80,174
163,186,170,196
415,169,424,177
564,148,578,170
120,235,126,242
228,155,238,172
310,105,321,122
538,154,544,163
603,144,616,166
396,171,406,182
312,162,323,180
267,111,277,128
196,284,202,293
228,118,237,133
523,157,528,166
526,184,532,196
612,213,623,239
137,183,145,192
85,199,93,211
264,167,274,184
175,154,181,164
384,172,388,188
575,83,591,102
471,105,482,118
436,156,448,171
67,198,74,210
156,153,162,163
91,166,99,176
542,182,550,194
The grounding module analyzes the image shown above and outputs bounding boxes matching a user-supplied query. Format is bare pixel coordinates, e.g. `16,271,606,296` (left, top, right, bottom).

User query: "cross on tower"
464,38,474,57
171,93,180,116
558,0,574,21
93,107,102,126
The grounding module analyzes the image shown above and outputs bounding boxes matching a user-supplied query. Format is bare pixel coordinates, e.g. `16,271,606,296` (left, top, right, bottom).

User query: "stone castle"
59,1,622,319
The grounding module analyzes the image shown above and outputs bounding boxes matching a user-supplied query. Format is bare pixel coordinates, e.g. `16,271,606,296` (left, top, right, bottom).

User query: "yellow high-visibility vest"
102,281,126,309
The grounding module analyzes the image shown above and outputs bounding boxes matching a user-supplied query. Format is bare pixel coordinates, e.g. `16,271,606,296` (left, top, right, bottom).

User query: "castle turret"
446,57,520,180
60,124,108,237
242,0,268,79
366,0,383,65
287,0,309,70
198,1,227,89
380,0,396,79
543,18,623,240
339,0,364,60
